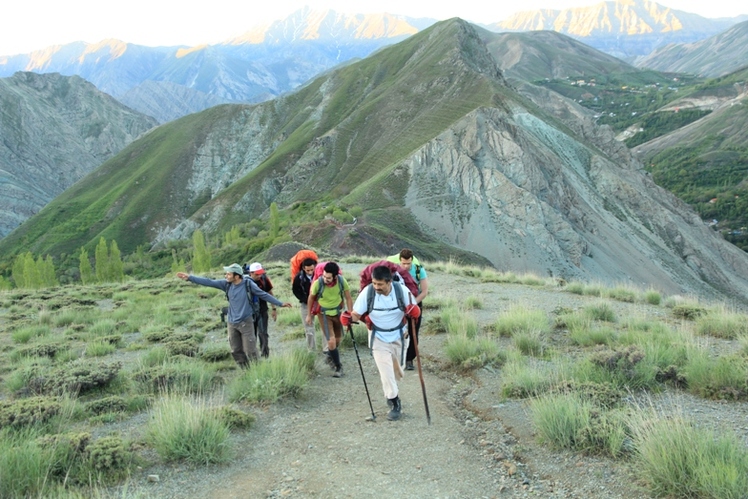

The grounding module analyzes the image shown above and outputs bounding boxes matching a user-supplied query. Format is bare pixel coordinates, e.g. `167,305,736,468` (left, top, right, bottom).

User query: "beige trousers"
371,335,409,400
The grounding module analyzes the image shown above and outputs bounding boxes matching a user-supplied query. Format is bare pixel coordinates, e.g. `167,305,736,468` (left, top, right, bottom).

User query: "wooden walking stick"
408,295,431,425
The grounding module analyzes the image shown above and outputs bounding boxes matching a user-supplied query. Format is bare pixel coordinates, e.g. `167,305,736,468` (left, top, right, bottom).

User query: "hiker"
292,257,318,351
388,248,429,370
246,262,275,358
306,261,353,378
344,264,419,420
177,264,292,368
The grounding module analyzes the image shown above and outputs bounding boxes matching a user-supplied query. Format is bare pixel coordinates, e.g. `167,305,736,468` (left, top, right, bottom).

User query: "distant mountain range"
486,0,746,58
633,20,748,76
0,72,157,238
3,19,747,303
0,1,744,123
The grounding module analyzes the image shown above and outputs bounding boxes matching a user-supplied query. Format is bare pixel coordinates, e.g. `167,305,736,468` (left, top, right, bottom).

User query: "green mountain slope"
0,20,504,258
632,68,748,250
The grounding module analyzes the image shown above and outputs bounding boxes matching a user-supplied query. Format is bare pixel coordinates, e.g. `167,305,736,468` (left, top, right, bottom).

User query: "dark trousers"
406,304,423,362
254,309,270,358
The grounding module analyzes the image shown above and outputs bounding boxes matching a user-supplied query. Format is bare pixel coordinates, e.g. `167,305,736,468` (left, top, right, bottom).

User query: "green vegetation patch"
0,396,62,429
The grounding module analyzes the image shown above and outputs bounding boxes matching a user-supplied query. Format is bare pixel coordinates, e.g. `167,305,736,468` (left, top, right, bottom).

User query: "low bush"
495,306,549,338
444,334,504,370
530,392,629,457
0,396,62,429
147,394,233,464
695,311,748,340
227,350,315,403
500,360,557,398
632,415,748,498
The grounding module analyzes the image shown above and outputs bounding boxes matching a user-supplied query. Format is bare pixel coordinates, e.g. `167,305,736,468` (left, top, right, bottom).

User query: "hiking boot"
333,366,344,378
387,396,401,421
405,360,414,371
324,352,335,368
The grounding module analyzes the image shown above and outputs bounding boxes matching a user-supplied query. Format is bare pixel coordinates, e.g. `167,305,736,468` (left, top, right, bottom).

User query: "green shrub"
463,296,483,309
632,415,748,498
604,286,638,303
513,331,547,357
199,345,232,362
683,351,748,400
87,319,118,337
133,360,221,395
25,361,123,396
565,281,585,295
443,334,503,370
529,392,628,457
147,393,232,464
0,397,62,429
695,311,748,340
85,396,128,416
85,341,116,357
215,406,256,430
644,289,661,305
570,325,616,347
500,360,557,398
495,306,549,338
584,302,616,322
440,307,479,338
11,325,51,344
671,303,707,320
227,350,315,403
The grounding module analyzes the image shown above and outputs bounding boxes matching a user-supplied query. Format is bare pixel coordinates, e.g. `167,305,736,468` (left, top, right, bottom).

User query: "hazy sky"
2,0,746,56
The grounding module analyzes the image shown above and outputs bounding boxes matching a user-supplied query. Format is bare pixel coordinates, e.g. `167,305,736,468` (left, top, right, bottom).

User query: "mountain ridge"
2,19,747,303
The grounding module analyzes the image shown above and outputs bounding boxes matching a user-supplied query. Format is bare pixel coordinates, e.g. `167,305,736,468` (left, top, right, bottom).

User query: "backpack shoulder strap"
414,264,422,284
393,282,406,311
316,276,325,299
366,284,375,315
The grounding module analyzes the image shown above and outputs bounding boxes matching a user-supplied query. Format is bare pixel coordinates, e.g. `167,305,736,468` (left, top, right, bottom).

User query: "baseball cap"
249,262,265,274
223,263,244,275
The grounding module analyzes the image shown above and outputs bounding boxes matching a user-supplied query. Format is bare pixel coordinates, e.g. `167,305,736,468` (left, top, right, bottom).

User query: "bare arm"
416,277,429,304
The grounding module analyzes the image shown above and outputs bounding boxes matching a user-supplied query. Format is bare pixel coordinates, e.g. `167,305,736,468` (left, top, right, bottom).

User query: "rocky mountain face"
3,20,747,302
0,72,157,238
485,0,743,58
633,20,748,77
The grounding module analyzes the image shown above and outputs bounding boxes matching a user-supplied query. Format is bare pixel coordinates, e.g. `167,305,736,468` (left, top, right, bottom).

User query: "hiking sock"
328,348,342,369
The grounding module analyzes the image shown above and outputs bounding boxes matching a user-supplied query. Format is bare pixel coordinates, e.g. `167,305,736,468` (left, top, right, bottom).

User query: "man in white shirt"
344,265,420,421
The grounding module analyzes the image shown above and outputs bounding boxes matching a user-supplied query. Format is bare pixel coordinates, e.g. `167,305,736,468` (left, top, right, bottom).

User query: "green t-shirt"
310,276,349,315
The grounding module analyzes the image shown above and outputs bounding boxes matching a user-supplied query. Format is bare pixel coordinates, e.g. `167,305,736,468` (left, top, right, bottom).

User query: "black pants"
405,304,423,362
254,309,270,358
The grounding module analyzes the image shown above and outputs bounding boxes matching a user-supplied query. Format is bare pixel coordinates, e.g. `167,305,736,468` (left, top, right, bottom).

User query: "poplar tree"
23,253,40,289
192,230,211,273
12,253,26,288
79,248,94,285
109,240,124,282
41,255,58,287
95,237,109,283
270,202,280,239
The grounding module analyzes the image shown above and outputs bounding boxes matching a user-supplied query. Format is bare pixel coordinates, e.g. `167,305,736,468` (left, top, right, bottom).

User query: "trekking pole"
347,323,376,421
409,296,431,425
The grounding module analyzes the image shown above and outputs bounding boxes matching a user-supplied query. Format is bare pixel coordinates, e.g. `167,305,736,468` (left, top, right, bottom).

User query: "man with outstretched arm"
343,265,420,421
177,263,292,368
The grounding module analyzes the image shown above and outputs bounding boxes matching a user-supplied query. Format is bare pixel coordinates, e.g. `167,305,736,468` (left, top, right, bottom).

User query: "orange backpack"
290,249,318,283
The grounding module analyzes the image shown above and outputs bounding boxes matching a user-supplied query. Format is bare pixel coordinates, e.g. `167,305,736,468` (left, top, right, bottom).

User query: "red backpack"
359,260,419,297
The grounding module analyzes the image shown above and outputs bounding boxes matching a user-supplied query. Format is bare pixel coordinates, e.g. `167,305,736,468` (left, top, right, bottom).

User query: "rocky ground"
116,265,748,498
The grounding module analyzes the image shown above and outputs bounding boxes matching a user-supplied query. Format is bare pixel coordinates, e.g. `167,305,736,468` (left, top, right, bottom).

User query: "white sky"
2,0,746,56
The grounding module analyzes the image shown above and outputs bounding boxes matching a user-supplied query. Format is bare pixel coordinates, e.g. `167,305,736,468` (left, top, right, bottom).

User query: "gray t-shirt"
188,275,283,324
